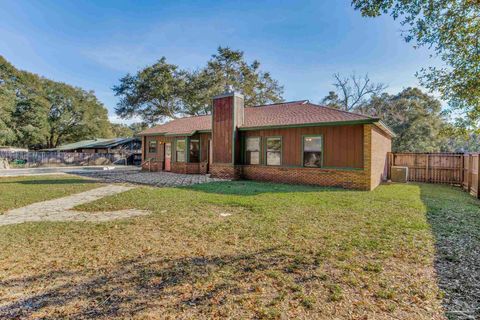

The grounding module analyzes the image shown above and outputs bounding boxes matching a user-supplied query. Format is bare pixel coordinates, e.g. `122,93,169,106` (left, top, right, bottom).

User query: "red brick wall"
171,162,201,174
210,163,241,179
199,162,208,174
141,160,163,172
240,165,368,190
210,163,368,189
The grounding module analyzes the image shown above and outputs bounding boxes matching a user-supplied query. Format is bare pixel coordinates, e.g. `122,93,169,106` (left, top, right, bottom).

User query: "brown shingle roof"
243,101,375,128
138,101,379,136
139,115,211,136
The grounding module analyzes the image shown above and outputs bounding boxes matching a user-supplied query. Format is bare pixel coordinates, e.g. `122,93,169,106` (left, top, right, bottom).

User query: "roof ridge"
179,114,211,118
149,113,211,127
247,100,309,108
305,102,376,120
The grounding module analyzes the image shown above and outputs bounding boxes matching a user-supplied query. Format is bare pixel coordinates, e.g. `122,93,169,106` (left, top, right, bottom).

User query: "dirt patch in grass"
0,175,102,214
0,182,447,319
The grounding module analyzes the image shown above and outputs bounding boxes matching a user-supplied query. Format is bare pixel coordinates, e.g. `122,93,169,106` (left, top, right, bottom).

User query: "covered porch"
141,132,211,174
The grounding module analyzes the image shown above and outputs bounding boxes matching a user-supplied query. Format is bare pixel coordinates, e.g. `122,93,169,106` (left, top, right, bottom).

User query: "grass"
420,184,480,319
1,178,478,319
0,175,101,214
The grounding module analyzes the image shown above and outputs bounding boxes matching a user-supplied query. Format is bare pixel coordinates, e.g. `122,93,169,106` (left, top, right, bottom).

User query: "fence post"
477,155,480,199
468,155,472,193
425,154,430,183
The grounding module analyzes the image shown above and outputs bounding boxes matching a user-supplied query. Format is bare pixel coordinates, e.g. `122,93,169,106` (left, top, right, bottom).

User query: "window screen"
176,139,186,162
266,137,281,166
245,137,260,165
148,140,157,153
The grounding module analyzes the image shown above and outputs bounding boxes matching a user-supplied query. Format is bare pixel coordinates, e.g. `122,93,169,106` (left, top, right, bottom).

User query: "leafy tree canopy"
352,0,480,128
0,55,113,149
361,87,448,152
113,47,284,124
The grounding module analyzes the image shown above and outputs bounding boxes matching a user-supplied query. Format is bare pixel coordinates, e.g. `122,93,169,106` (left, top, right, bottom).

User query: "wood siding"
212,96,233,163
143,133,211,164
240,124,364,168
199,133,210,162
144,136,175,161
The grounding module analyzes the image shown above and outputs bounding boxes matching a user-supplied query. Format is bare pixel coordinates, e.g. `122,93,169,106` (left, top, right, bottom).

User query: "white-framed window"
245,137,261,165
303,136,323,167
266,137,281,166
176,139,186,162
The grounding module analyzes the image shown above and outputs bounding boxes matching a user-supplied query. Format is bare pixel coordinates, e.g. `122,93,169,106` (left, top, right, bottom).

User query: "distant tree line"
0,56,144,149
322,73,480,153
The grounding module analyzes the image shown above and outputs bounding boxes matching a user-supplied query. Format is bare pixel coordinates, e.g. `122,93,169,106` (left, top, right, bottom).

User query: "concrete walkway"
0,185,149,226
0,166,140,177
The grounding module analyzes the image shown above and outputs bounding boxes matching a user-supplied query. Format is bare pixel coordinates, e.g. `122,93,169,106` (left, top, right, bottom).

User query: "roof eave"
374,120,396,137
137,129,212,137
238,119,378,131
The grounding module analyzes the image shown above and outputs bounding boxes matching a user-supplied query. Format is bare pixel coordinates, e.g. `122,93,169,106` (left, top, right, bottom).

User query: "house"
138,91,394,190
42,137,142,165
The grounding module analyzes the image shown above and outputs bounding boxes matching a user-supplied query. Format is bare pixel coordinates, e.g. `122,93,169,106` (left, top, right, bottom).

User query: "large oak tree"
352,0,480,128
113,47,284,124
0,55,113,149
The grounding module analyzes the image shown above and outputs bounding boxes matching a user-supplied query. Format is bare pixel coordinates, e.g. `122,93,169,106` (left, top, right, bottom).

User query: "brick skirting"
171,162,201,174
141,160,163,172
240,165,368,190
210,163,368,190
209,163,241,180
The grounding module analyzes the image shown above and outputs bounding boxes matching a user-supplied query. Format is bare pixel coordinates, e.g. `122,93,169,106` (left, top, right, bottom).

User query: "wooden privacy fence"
463,153,480,198
0,151,127,167
388,152,480,198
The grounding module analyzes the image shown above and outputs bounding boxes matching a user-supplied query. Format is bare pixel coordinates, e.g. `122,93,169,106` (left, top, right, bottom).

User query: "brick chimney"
210,89,244,178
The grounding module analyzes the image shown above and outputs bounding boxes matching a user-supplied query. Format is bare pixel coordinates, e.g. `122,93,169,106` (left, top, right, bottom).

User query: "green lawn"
0,175,101,214
1,178,478,319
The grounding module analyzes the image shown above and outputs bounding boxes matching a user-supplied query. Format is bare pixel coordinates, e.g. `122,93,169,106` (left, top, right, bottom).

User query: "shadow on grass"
182,180,350,196
0,247,322,319
419,183,480,319
0,178,97,185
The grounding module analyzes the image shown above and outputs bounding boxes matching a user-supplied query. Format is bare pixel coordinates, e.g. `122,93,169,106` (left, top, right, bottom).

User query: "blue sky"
0,0,441,124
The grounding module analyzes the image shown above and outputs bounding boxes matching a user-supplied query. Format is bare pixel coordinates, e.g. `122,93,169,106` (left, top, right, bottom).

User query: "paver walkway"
0,185,149,226
74,169,227,187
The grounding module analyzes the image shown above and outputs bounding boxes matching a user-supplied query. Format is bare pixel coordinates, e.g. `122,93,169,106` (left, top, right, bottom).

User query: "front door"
165,143,171,171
